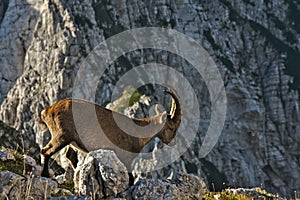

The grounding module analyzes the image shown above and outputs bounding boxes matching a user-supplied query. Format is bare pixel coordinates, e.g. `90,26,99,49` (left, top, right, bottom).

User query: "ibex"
39,89,181,182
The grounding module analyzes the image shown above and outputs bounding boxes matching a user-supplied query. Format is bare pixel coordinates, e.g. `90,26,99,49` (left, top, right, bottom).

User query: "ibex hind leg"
40,135,71,177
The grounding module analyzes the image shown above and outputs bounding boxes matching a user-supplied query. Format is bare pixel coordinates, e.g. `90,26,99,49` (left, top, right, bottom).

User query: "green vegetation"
0,147,26,175
204,188,278,200
59,180,75,193
0,120,40,159
0,146,75,196
129,89,142,107
118,85,142,107
51,180,75,197
204,191,249,200
106,85,142,113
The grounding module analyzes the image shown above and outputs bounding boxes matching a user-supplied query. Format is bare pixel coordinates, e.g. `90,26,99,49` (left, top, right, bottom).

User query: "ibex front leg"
41,133,70,177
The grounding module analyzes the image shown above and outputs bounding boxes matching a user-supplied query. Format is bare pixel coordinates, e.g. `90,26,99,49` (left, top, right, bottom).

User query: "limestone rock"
126,173,206,200
0,121,40,158
0,0,44,102
49,196,93,200
0,149,15,161
74,149,129,199
22,155,43,176
0,170,57,199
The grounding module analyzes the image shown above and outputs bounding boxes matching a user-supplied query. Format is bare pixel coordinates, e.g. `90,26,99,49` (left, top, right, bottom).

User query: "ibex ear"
38,109,45,124
155,104,163,115
41,109,46,119
158,111,167,124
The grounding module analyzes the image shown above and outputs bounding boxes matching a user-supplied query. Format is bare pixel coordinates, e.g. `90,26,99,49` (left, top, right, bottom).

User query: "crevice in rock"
0,0,9,24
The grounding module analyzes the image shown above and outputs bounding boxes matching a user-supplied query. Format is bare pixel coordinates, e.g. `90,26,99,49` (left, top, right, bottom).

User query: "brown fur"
39,89,181,178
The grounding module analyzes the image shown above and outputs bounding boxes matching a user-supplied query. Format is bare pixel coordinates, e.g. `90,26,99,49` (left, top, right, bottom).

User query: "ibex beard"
39,89,181,182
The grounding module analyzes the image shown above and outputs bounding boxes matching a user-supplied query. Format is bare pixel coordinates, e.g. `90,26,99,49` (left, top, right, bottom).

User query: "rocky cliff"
0,0,299,197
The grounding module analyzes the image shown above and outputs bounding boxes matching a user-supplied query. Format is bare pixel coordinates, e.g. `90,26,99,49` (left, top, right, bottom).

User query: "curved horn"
165,89,182,123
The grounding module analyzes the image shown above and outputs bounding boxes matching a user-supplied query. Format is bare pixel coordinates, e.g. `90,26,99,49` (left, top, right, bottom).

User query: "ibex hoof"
40,148,46,154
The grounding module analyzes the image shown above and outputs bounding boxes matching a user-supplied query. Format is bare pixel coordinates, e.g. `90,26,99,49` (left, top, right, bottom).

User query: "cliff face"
0,0,299,197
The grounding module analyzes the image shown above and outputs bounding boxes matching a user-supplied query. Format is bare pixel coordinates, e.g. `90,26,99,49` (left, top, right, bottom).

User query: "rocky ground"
0,147,281,200
0,147,207,199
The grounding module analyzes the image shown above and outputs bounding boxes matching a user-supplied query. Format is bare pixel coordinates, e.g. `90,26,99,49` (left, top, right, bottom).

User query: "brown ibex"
39,89,181,182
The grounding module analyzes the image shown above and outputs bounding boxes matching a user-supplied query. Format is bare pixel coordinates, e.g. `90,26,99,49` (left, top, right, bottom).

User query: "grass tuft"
0,147,27,175
204,191,250,200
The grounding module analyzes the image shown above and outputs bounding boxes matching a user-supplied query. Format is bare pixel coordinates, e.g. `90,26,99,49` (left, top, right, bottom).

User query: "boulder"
125,173,206,200
74,149,129,199
0,170,57,199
